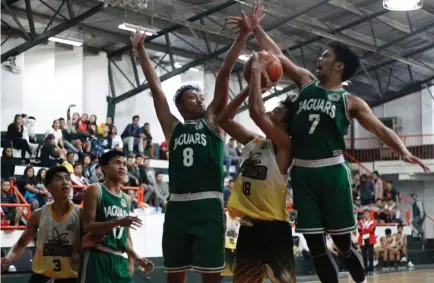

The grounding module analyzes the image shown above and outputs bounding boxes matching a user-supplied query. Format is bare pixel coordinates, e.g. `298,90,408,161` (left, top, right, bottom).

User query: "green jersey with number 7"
290,80,352,160
169,118,225,194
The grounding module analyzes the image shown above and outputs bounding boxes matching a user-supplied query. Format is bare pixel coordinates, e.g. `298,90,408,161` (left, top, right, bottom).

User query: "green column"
107,102,116,120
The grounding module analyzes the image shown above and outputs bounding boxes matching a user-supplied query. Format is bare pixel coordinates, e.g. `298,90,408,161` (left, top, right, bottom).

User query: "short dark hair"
28,116,36,120
21,113,27,118
132,115,139,120
144,122,150,126
327,41,360,82
385,228,392,235
73,162,82,168
44,166,69,186
373,170,380,176
155,171,163,178
59,117,65,122
99,150,125,166
397,224,404,229
363,209,370,214
174,85,201,106
66,152,75,157
229,138,235,142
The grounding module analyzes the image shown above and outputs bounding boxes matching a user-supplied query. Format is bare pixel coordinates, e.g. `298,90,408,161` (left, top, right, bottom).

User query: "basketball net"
103,0,149,11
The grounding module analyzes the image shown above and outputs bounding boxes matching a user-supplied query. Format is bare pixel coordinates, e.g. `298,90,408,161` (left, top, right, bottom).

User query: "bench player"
78,150,154,283
218,50,296,282
1,166,102,283
243,19,429,283
131,16,252,281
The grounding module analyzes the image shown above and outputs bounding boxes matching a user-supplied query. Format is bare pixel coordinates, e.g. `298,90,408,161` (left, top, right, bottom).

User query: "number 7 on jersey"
309,114,320,134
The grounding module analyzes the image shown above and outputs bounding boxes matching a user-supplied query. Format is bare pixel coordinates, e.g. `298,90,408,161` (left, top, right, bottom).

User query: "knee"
167,271,187,283
304,234,328,257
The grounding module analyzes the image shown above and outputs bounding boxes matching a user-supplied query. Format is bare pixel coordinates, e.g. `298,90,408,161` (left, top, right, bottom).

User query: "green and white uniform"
289,81,356,235
78,183,132,283
163,117,225,273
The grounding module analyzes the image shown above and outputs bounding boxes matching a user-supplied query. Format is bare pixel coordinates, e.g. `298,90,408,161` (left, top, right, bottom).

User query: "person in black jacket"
1,147,15,179
40,134,64,168
6,114,33,161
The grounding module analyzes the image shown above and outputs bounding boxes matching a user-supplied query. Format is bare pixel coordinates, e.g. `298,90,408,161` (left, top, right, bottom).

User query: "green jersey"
96,183,130,252
169,118,224,194
290,81,352,160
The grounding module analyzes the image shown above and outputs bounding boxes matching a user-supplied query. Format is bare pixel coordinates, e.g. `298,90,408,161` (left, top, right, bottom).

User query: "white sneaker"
407,261,414,267
401,257,407,262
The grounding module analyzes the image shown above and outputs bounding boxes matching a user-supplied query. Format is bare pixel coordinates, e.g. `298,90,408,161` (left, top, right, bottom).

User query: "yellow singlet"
228,138,289,221
32,203,81,278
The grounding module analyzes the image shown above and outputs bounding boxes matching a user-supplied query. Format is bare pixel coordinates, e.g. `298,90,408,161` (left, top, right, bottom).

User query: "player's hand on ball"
137,257,154,273
0,257,11,272
251,51,274,71
81,233,105,249
130,32,146,51
118,216,143,229
225,2,265,34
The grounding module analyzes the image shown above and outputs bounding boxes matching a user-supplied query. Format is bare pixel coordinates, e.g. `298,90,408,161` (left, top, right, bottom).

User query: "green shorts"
162,198,225,273
291,162,356,235
77,249,132,283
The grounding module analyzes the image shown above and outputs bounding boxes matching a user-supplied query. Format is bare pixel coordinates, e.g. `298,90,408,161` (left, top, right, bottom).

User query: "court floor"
302,269,434,283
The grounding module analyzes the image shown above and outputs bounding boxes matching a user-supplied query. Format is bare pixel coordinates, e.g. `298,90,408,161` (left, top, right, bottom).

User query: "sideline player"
78,150,154,283
1,166,102,283
227,10,430,283
218,51,295,282
131,8,254,281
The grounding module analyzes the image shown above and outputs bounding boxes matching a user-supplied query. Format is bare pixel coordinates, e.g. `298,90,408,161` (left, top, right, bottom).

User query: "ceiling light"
383,0,422,11
48,37,83,46
174,62,200,72
238,54,250,61
118,23,158,35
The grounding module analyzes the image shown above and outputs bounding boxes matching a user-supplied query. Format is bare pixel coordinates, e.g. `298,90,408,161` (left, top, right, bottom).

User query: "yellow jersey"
228,138,289,221
32,203,81,278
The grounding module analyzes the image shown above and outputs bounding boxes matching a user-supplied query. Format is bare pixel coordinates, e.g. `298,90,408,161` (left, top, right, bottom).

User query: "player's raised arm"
348,95,430,172
207,5,263,129
82,184,142,235
248,52,290,149
132,33,178,141
1,209,40,268
217,87,258,145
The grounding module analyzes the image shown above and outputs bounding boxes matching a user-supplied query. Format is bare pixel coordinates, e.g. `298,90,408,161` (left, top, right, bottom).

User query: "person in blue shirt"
223,179,234,207
120,115,144,155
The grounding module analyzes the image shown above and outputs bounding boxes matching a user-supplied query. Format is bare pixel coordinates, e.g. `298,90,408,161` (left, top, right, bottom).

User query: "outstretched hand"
137,257,155,273
402,154,431,173
225,2,265,35
131,32,146,51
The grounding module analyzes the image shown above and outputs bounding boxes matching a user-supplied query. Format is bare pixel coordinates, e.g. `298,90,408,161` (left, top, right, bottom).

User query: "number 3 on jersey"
183,147,194,167
309,114,320,134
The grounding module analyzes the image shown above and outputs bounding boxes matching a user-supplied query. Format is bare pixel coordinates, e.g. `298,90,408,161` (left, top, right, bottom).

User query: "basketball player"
78,150,154,283
0,166,102,283
217,51,295,283
227,7,429,283
130,7,257,281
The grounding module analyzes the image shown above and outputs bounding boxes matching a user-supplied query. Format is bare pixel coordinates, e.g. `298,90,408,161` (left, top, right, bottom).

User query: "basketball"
243,52,283,88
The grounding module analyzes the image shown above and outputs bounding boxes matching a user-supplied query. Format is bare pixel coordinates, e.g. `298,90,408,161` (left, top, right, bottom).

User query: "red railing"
345,134,434,162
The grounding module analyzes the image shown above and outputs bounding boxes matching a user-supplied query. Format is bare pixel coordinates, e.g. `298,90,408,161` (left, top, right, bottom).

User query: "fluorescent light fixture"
383,0,422,11
118,23,157,36
174,62,200,72
48,37,82,46
238,54,250,61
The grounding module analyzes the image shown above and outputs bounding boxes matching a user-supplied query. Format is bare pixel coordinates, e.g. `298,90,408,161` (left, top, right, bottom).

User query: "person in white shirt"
23,116,39,155
70,163,89,204
46,119,68,156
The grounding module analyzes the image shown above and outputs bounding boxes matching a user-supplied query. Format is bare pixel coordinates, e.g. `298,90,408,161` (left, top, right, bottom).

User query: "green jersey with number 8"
290,81,352,160
96,183,130,252
169,118,225,194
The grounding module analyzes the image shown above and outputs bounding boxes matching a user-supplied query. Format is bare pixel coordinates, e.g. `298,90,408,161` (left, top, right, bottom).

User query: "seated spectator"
1,180,23,226
70,163,89,204
224,138,240,177
384,181,400,203
1,147,15,180
101,125,123,150
17,166,48,210
46,119,68,156
98,116,113,135
121,115,143,155
395,224,408,262
88,114,98,138
372,171,383,201
36,168,49,201
143,156,156,185
128,189,139,210
126,156,141,187
159,140,168,160
134,155,153,203
358,174,374,206
62,152,75,173
223,179,234,207
40,134,65,168
236,143,243,157
141,122,154,158
89,164,104,184
154,172,169,210
23,116,39,155
7,114,34,162
81,154,94,180
74,113,92,153
58,117,79,153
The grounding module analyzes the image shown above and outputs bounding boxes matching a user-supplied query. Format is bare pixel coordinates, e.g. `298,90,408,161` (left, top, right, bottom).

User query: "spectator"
127,189,139,210
36,169,47,188
358,174,374,205
384,181,400,203
223,179,234,207
121,115,143,155
1,147,15,180
88,114,98,137
77,113,89,133
62,152,75,173
98,116,113,135
40,134,64,168
159,140,168,160
17,166,48,210
141,122,154,158
143,156,156,185
1,180,23,226
81,154,93,180
58,117,79,153
75,113,92,153
109,126,123,150
224,138,240,177
134,155,153,194
374,230,389,269
89,164,104,183
70,163,89,204
154,172,169,210
395,224,410,265
353,195,363,219
372,171,383,201
358,209,376,275
23,116,39,155
126,156,141,187
236,143,243,157
46,119,68,156
7,114,34,162
353,172,361,188
411,193,426,243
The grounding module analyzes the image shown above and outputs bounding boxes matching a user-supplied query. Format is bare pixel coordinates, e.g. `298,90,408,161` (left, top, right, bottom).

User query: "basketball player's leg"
188,199,225,283
163,202,192,283
320,163,365,283
233,224,266,283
